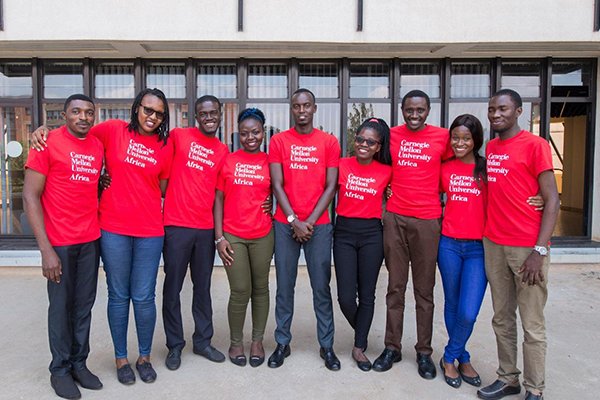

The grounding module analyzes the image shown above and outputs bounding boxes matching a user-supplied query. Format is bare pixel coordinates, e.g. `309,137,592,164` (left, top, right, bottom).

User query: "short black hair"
292,88,316,104
128,88,170,147
64,94,94,112
492,89,523,109
195,95,222,111
401,89,431,109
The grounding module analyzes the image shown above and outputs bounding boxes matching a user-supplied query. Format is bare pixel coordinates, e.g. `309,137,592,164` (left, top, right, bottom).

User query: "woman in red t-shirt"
213,108,273,368
333,118,392,371
31,88,174,385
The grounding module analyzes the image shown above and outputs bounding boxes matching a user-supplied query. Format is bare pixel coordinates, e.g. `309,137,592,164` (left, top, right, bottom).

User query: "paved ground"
1,263,599,400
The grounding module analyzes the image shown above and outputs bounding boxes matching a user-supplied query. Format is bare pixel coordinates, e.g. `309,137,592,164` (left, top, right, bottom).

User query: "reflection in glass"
0,63,33,98
347,103,390,155
197,64,237,99
0,107,32,235
400,63,441,98
43,103,66,130
448,103,490,143
450,62,490,98
397,103,442,128
146,63,186,99
519,102,541,135
43,63,84,99
314,103,341,142
501,62,541,98
94,63,135,99
350,63,390,99
168,103,190,130
299,63,339,98
246,103,289,150
552,62,592,97
96,103,131,122
248,64,288,99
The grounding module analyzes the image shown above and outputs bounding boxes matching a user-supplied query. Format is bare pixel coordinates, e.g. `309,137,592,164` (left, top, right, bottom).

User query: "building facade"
0,0,599,247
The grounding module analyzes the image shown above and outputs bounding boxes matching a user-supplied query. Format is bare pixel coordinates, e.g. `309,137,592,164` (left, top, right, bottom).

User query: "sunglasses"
355,136,380,147
140,105,166,120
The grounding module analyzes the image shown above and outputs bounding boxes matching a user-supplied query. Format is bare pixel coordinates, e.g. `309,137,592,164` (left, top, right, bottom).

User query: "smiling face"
196,100,222,137
63,99,95,138
239,117,265,154
354,127,381,164
450,125,475,161
401,97,430,132
291,92,316,129
488,94,522,134
137,94,165,136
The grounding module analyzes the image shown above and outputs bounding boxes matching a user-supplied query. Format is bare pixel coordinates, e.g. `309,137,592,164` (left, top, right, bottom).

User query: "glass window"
94,63,135,99
519,102,541,135
347,103,391,155
246,103,290,148
448,102,490,140
43,63,84,99
398,103,442,127
299,63,339,98
350,63,390,99
197,64,237,99
552,61,592,97
168,103,190,130
0,63,32,98
314,103,341,141
248,64,288,99
42,103,66,129
400,62,441,98
501,62,541,98
96,104,131,123
146,63,186,98
450,62,491,98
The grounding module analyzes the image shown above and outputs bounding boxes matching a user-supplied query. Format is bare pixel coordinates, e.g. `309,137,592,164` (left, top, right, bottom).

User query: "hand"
261,195,273,216
30,125,51,151
385,184,393,200
100,172,112,189
518,250,545,286
41,249,62,283
291,220,313,242
217,239,235,266
527,195,545,211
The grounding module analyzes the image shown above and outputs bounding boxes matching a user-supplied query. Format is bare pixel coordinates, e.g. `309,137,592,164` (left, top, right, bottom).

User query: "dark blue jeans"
437,234,487,364
100,229,164,359
273,221,335,348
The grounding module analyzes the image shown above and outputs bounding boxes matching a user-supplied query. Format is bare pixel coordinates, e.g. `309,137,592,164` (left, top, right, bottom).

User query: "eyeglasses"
355,136,380,147
140,105,166,120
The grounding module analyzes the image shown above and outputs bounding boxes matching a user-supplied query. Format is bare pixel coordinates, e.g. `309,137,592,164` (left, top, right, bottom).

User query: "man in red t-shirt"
374,90,451,379
477,89,559,400
24,94,104,400
267,89,342,370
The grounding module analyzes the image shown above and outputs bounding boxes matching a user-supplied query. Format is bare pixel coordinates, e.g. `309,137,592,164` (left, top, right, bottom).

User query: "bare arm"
213,190,234,266
30,125,51,151
22,169,62,283
159,179,169,198
519,170,560,285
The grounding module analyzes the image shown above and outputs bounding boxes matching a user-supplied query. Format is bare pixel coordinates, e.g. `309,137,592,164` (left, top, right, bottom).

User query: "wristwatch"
287,214,297,224
533,245,548,256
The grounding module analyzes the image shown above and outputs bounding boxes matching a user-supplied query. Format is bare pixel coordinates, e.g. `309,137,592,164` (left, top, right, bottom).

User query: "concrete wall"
1,0,599,43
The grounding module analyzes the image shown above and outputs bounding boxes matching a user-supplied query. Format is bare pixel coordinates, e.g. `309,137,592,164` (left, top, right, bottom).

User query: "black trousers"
48,240,100,376
333,217,384,349
162,226,216,351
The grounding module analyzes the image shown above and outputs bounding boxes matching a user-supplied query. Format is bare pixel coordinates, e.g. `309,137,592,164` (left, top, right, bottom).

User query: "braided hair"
128,88,170,147
238,107,266,126
355,117,392,166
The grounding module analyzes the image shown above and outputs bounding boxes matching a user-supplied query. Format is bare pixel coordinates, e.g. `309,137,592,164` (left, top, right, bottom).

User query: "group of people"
23,85,558,400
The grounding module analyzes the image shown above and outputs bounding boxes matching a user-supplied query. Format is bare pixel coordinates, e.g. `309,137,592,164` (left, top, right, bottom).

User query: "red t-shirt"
25,126,104,246
387,124,453,219
90,120,173,237
336,157,392,220
216,150,272,239
163,127,229,229
484,130,554,247
269,127,341,225
441,159,487,240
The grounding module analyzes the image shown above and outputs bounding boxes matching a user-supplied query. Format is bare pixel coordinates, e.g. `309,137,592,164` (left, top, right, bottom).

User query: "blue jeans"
437,235,487,364
100,229,164,359
273,221,335,348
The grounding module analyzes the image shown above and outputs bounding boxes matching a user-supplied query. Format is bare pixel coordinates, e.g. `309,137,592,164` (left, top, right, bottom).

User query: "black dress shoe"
51,375,81,400
524,391,544,400
136,361,157,383
477,380,521,399
417,353,436,380
229,354,247,367
458,363,482,387
71,367,103,390
193,345,226,363
268,344,291,368
319,347,341,371
373,348,402,372
165,348,182,371
439,358,461,388
249,355,264,368
352,354,372,372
